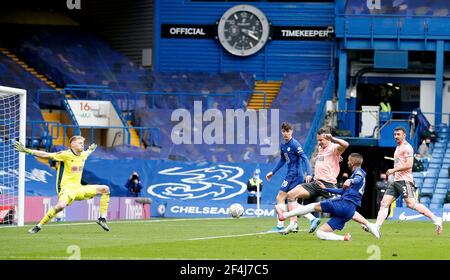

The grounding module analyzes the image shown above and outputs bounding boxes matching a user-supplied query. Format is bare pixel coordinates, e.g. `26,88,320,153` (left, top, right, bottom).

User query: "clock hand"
246,31,259,41
241,28,259,40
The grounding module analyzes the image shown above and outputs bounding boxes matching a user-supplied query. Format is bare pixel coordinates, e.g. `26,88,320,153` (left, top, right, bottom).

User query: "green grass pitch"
0,217,448,260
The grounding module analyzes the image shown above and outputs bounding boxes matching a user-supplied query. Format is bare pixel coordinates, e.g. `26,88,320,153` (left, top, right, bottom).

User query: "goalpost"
0,86,26,227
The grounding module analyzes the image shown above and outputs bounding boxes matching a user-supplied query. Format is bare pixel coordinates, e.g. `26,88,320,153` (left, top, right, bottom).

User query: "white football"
229,203,244,218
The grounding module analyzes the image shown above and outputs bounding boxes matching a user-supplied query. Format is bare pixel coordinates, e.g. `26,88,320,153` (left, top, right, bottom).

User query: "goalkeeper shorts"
58,185,97,205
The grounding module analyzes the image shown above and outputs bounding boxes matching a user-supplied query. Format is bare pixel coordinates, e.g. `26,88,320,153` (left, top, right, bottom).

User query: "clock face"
217,5,270,57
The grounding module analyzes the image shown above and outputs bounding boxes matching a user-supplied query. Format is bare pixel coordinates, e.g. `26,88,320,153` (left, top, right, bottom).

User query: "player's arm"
316,180,345,194
85,143,97,156
323,134,349,154
387,156,413,176
344,173,363,189
324,187,345,195
298,147,312,182
13,141,53,159
266,149,285,181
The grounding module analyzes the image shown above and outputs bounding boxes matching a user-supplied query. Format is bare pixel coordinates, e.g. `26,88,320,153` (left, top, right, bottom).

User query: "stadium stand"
270,72,328,145
1,24,153,94
345,0,449,16
130,72,329,164
416,123,450,208
0,52,51,147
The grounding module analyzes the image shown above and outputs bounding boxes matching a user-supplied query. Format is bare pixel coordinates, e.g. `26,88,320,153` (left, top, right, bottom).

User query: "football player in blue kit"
275,153,380,241
265,122,320,234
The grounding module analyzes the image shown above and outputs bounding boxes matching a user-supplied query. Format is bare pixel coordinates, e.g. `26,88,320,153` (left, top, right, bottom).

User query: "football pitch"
0,217,448,260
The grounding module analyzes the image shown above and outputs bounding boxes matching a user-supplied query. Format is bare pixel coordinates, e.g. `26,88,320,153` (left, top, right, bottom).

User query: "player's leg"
286,197,299,231
352,211,380,239
28,192,71,233
274,191,288,230
315,200,352,241
276,201,320,221
93,185,110,231
404,197,443,235
288,182,321,232
316,222,351,241
375,184,398,230
284,177,306,233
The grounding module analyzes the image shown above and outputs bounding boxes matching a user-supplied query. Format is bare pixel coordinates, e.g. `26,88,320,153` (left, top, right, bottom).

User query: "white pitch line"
0,217,249,229
187,229,308,241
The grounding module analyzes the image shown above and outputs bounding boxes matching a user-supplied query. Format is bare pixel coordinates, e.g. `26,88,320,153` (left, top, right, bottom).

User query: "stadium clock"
217,5,270,57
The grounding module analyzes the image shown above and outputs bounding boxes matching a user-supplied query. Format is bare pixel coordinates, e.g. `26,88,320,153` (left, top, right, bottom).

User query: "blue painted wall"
154,0,335,80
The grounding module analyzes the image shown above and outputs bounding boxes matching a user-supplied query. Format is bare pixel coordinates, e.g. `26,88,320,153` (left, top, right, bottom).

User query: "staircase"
0,47,142,148
127,120,142,147
247,81,282,110
0,47,63,91
41,110,69,147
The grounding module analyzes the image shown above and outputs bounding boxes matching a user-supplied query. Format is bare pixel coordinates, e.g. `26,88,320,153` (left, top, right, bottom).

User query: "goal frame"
0,86,26,226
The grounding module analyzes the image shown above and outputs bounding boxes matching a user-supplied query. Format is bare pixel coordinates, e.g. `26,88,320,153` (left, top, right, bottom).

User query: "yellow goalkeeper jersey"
50,149,90,193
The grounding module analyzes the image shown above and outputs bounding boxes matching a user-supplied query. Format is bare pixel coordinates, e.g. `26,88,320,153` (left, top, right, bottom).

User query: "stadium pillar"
435,40,444,125
338,49,348,130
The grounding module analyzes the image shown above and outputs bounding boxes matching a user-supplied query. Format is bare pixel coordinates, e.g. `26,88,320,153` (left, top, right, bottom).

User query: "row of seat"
415,124,450,208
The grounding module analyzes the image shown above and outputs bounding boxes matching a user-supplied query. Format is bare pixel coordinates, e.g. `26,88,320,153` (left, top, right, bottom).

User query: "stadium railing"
133,90,256,111
334,110,449,143
26,121,161,149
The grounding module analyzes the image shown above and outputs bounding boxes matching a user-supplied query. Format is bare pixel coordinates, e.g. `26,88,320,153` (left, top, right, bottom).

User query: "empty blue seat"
437,178,450,186
419,196,431,204
444,203,450,209
429,204,442,209
426,169,439,177
432,148,445,154
435,142,445,149
424,178,436,184
439,169,449,178
420,188,434,196
430,157,442,164
434,188,447,195
428,163,441,169
432,193,446,200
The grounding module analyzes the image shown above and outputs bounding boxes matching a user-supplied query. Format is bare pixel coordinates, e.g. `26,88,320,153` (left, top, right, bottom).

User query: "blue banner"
84,158,287,204
152,200,276,218
24,155,56,196
390,207,450,222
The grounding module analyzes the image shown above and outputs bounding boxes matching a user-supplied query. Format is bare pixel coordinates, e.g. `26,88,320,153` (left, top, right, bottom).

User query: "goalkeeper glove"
13,141,33,155
87,143,97,153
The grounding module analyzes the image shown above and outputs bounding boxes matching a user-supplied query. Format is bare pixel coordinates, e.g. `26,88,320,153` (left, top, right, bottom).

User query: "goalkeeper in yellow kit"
14,136,110,233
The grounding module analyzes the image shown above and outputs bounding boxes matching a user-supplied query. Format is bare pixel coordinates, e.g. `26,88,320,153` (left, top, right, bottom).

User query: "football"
229,203,244,218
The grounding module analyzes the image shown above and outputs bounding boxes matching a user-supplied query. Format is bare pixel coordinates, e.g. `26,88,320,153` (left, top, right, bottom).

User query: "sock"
38,208,57,226
375,206,389,228
287,201,298,223
276,203,287,228
316,230,344,241
100,192,110,218
304,213,316,222
277,220,284,228
285,203,315,219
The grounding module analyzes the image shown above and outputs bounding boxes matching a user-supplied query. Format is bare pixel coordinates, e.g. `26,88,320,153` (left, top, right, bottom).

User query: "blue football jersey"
272,138,312,178
325,168,366,206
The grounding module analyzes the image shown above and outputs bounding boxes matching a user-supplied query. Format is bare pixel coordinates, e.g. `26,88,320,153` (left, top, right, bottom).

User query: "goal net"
0,86,26,227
